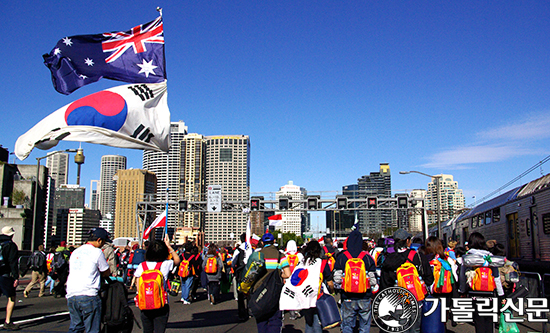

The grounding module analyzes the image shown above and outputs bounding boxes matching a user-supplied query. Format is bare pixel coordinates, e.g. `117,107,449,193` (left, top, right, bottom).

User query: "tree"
11,189,27,206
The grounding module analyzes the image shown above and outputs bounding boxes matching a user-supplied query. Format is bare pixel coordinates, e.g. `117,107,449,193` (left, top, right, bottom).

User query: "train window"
471,217,476,228
485,211,492,225
493,208,500,223
543,213,550,235
526,218,531,237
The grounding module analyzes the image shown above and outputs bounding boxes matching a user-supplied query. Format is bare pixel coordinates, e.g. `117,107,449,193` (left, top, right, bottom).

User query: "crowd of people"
2,224,523,333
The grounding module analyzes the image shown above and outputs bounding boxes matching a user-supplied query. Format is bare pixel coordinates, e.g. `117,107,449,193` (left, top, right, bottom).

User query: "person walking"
178,242,196,304
202,244,224,305
134,236,180,333
66,228,111,333
301,240,334,333
24,244,47,298
52,241,70,298
0,226,20,330
458,232,504,333
334,229,377,333
254,233,291,333
380,229,434,333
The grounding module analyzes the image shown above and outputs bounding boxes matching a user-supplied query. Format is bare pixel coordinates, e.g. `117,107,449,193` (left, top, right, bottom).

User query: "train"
437,173,550,271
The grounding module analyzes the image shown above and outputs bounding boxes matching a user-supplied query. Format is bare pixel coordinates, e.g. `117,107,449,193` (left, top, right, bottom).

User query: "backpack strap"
141,262,148,271
343,251,352,260
406,250,417,263
154,262,162,270
358,251,367,260
321,259,327,273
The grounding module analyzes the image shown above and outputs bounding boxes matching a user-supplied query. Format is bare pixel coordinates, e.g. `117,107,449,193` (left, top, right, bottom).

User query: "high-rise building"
204,135,250,243
276,181,306,236
67,208,100,246
89,180,99,210
409,189,426,234
357,163,392,236
46,153,69,187
326,184,358,237
99,155,127,221
426,174,465,226
180,134,206,230
142,121,188,230
50,185,86,246
114,169,157,238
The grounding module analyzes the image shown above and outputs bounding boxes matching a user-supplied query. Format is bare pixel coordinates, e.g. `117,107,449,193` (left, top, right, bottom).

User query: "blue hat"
262,233,275,242
89,227,112,243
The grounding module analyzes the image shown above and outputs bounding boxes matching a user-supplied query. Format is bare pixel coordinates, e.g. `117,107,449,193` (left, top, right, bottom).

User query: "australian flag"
43,16,166,95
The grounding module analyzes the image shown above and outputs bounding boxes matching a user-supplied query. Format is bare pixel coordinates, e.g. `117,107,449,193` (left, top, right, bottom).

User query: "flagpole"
164,152,169,239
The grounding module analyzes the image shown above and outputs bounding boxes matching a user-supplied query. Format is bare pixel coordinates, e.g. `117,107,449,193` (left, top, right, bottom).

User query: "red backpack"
204,257,218,274
396,250,426,301
342,251,368,294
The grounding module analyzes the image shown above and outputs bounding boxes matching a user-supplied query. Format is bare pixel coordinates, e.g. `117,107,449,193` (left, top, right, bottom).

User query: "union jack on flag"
102,16,164,63
44,16,166,95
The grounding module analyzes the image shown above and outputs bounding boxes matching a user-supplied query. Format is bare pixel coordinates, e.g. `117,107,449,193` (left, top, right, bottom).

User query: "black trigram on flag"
302,285,314,297
283,287,296,299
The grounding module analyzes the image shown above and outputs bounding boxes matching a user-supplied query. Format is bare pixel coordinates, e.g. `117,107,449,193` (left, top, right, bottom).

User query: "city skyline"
2,2,550,225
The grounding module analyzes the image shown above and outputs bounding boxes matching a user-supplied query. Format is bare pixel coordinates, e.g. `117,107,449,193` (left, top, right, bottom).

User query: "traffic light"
279,197,290,210
250,198,260,211
367,197,377,209
337,196,348,210
397,196,408,209
179,199,188,211
307,196,320,210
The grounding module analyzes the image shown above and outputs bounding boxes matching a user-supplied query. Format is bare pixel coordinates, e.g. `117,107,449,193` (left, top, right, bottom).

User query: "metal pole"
436,176,442,239
31,158,41,251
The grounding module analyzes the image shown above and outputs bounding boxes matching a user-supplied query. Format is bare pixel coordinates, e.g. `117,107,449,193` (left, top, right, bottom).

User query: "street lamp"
399,170,443,239
32,149,78,251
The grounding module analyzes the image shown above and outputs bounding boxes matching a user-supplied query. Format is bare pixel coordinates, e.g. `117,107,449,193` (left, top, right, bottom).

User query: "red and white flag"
268,214,283,226
143,211,167,240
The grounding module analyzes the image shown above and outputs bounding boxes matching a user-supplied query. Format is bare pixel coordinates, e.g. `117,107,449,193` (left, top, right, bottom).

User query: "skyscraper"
51,184,86,246
426,174,465,226
204,135,250,244
114,169,157,238
46,153,69,187
276,181,307,236
142,121,188,229
409,189,426,234
357,163,392,236
180,133,206,230
99,155,127,222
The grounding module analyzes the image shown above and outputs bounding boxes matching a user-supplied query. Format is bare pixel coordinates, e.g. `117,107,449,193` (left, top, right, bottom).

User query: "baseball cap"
393,228,412,241
1,226,15,236
261,233,275,243
89,227,112,243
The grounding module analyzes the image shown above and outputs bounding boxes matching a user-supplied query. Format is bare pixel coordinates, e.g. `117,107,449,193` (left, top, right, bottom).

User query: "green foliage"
11,189,27,205
271,230,304,249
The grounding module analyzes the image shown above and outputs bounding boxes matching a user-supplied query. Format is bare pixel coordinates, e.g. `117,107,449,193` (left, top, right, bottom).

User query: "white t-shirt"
134,260,174,281
66,244,110,298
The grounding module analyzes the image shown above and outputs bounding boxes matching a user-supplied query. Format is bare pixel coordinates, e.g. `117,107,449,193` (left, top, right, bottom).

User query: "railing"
542,273,550,333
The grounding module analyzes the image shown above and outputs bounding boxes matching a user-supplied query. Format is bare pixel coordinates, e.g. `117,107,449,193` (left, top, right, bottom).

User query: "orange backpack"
323,246,335,271
343,251,368,293
136,262,168,310
396,250,426,301
204,257,218,274
287,254,299,273
431,257,454,294
470,267,496,292
178,256,190,278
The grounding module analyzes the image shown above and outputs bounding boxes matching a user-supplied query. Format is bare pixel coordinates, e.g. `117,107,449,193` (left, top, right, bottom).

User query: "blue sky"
2,1,550,224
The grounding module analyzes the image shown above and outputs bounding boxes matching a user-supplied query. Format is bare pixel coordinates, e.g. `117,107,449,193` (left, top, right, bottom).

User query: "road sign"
207,185,222,212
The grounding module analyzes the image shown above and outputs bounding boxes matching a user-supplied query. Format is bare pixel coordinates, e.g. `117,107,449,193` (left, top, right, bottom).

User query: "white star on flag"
62,37,73,46
84,58,94,66
79,74,88,79
137,59,158,78
53,48,61,55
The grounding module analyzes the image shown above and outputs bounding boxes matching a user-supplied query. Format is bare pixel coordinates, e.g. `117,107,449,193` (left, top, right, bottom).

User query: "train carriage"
444,173,550,270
